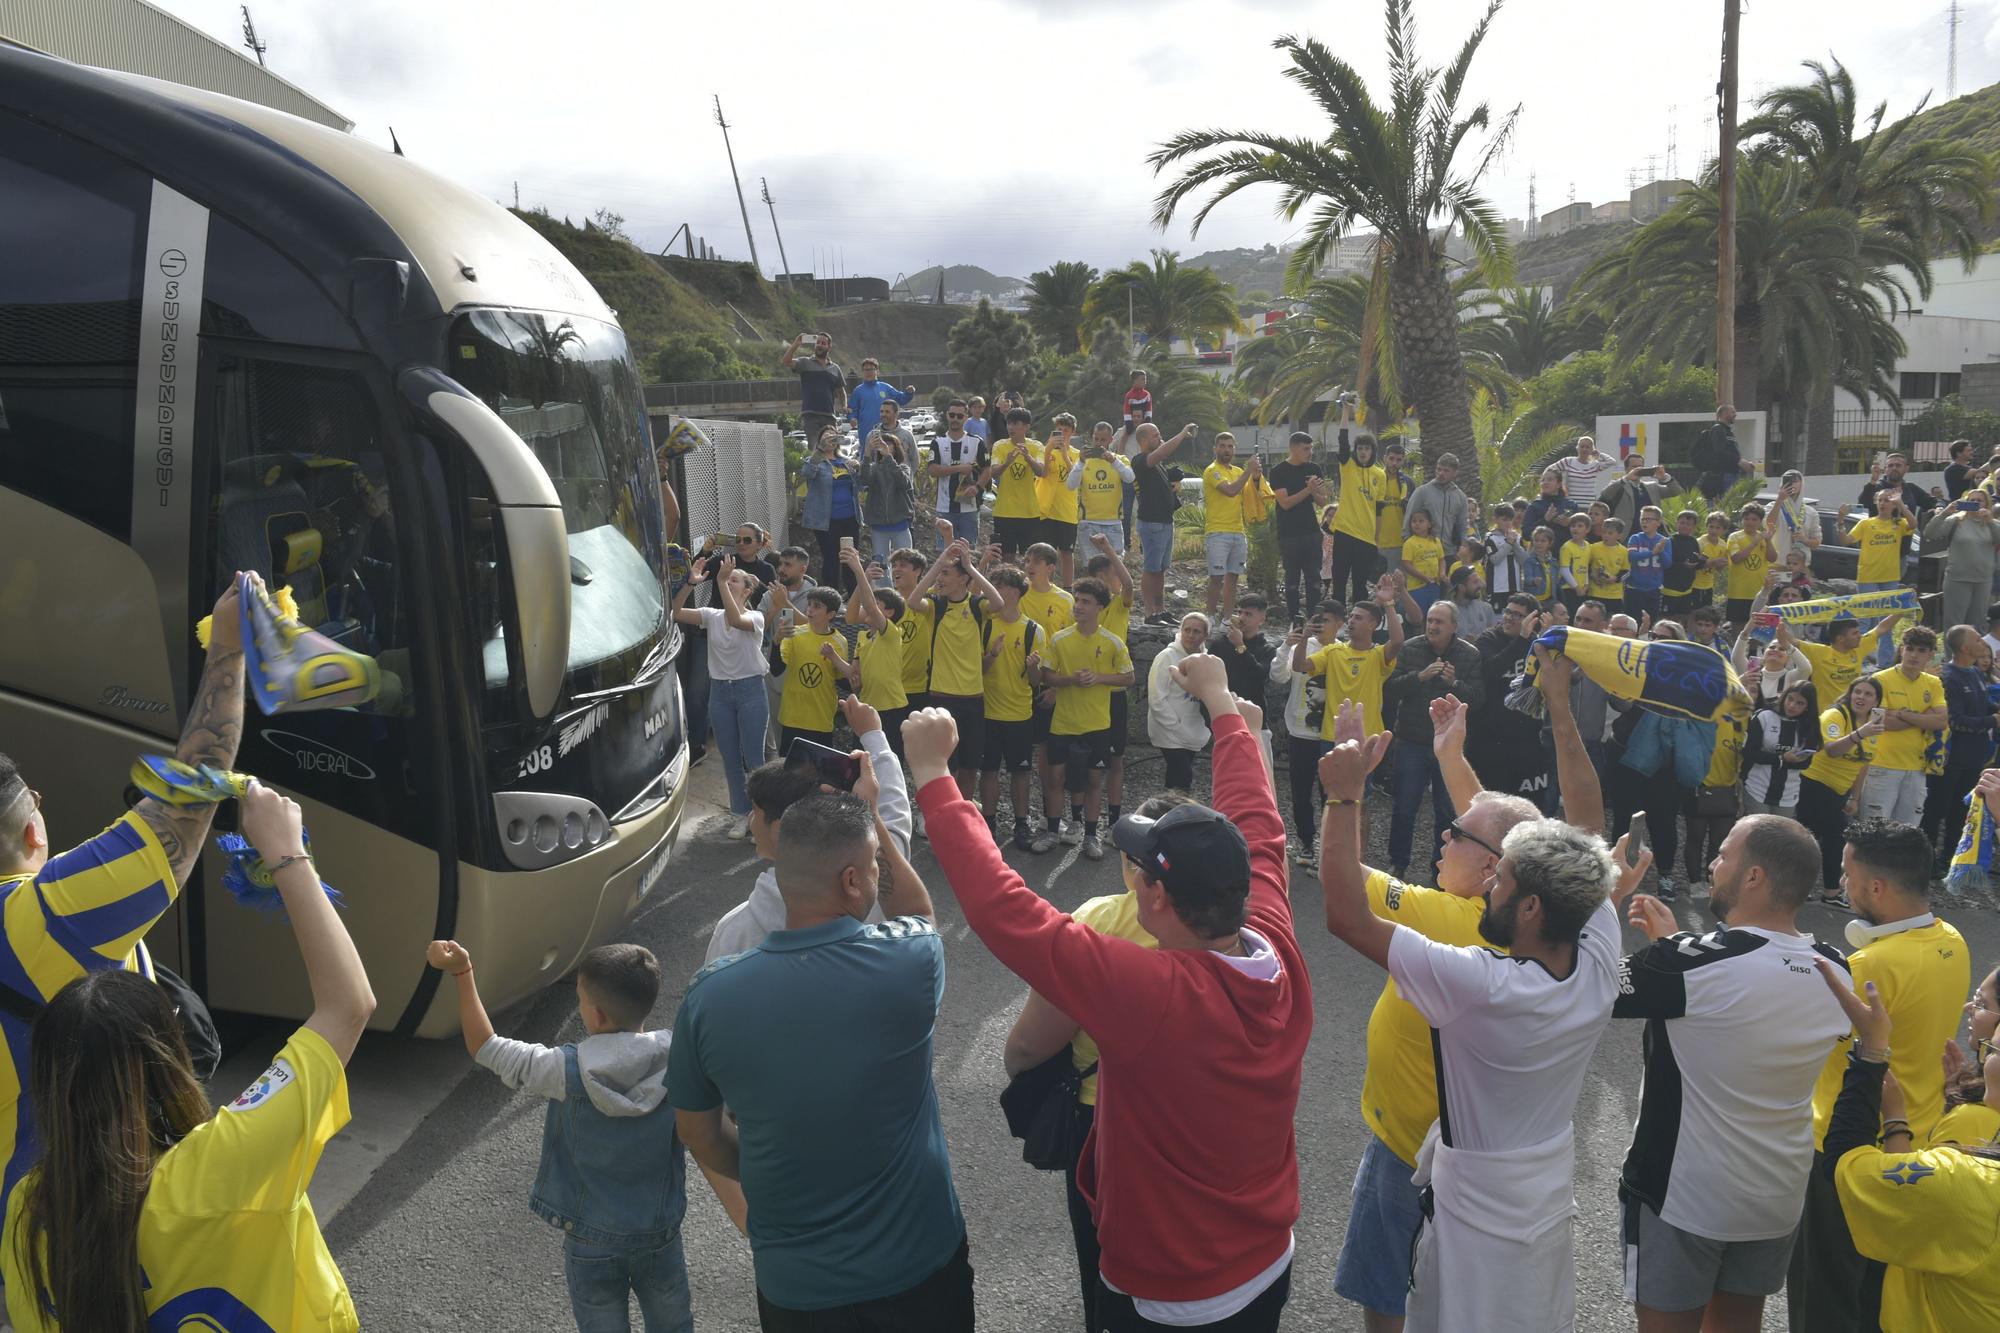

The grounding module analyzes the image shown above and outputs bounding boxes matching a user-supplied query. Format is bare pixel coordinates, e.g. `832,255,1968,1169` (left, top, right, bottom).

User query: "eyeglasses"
1443,819,1503,859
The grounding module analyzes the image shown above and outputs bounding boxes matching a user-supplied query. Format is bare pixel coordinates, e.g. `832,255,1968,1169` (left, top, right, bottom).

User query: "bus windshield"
448,310,667,698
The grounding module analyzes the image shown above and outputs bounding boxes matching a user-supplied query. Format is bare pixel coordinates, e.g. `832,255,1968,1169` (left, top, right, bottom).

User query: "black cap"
1110,803,1248,893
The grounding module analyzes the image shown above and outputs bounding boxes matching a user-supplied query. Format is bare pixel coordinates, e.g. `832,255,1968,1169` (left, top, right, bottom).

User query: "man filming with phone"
782,332,846,449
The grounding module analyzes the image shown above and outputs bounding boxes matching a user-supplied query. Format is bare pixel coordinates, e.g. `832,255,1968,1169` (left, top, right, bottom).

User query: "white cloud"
155,0,2000,281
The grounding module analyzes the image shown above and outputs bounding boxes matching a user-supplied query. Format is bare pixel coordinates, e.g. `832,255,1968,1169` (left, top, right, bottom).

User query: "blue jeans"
1333,1133,1425,1317
939,510,980,546
564,1232,692,1333
869,523,911,565
1858,580,1900,667
1388,739,1454,875
1138,520,1175,573
709,674,769,817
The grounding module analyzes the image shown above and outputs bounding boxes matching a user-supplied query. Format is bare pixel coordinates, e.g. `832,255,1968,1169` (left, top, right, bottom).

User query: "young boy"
1035,576,1135,860
1686,604,1724,652
982,406,1047,560
1558,512,1596,615
773,585,846,752
1725,503,1777,628
1020,542,1076,636
1661,509,1706,617
1587,500,1612,542
1589,517,1631,606
1121,369,1153,427
1482,503,1524,601
1624,506,1669,622
839,547,908,748
1292,578,1406,741
1523,525,1559,609
1376,441,1412,575
430,938,693,1329
909,538,1009,796
1697,511,1731,611
977,563,1044,848
760,544,817,755
1085,536,1139,830
1202,432,1259,617
889,547,935,725
1038,414,1082,584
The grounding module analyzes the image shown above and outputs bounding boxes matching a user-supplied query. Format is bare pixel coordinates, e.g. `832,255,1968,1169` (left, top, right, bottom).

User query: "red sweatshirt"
918,713,1310,1302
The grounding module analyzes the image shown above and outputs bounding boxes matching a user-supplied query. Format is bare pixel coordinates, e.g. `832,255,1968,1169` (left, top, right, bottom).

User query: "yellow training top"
1038,440,1081,523
1588,541,1629,600
1021,584,1075,637
925,594,986,697
1045,626,1133,735
1793,624,1894,714
1810,918,1970,1148
1696,534,1728,590
1072,454,1126,523
855,626,907,711
1401,535,1444,590
991,438,1045,520
777,628,844,730
1804,705,1873,795
1869,668,1943,773
1847,514,1913,585
1836,1142,2000,1332
1332,457,1383,543
1307,640,1394,739
982,615,1041,723
1203,462,1247,534
1724,530,1771,600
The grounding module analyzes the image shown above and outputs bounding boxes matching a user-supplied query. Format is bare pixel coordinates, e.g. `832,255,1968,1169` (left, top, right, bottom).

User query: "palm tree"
1023,260,1099,354
1150,0,1519,499
1462,287,1593,379
1576,159,1904,469
1080,249,1245,352
1739,57,1992,308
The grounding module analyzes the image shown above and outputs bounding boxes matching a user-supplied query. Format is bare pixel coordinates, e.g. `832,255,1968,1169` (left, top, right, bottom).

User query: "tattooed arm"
137,577,251,886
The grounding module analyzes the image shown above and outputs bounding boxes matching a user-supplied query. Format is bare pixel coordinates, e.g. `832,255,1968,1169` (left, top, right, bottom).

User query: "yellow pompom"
195,614,213,649
274,585,301,623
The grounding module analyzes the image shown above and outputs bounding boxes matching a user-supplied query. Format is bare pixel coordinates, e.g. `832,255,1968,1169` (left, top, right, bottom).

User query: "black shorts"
931,693,986,771
1058,729,1114,788
981,717,1037,773
1108,690,1129,758
1031,703,1056,749
1040,519,1078,552
993,515,1040,554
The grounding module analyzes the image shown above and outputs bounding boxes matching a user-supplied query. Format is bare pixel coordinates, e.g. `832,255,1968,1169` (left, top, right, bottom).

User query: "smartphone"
1960,497,1982,512
1870,706,1886,725
1292,615,1305,631
785,737,860,791
839,535,855,552
1627,812,1648,868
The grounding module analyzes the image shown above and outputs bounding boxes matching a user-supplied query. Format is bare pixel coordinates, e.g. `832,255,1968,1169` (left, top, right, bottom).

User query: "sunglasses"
947,412,967,419
1443,818,1503,859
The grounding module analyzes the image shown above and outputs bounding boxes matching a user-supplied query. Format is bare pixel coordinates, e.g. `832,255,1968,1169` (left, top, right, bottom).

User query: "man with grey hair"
668,785,975,1325
1385,599,1485,880
1404,453,1468,551
1321,649,1645,1333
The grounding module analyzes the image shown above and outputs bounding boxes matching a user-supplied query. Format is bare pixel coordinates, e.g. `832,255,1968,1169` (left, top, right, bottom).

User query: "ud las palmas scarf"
1767,587,1920,628
131,755,344,915
1947,792,1994,895
1506,627,1751,725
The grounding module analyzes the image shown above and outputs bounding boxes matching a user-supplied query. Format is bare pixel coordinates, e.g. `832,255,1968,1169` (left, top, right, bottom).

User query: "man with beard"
1327,689,1542,1331
1612,817,1851,1332
1785,818,1969,1333
1320,651,1645,1333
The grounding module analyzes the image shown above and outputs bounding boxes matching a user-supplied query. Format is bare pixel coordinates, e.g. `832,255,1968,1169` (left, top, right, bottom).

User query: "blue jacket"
1620,711,1718,789
847,380,914,444
799,453,860,530
530,1040,687,1250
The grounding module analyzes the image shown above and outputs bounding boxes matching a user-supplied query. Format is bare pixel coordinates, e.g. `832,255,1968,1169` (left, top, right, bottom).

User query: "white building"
1832,259,2000,414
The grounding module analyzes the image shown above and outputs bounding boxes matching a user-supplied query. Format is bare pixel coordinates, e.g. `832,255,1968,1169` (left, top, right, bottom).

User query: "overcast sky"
160,0,2000,284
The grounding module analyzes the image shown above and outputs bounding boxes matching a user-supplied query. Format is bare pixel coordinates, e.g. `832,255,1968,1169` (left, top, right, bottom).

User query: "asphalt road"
322,748,2000,1333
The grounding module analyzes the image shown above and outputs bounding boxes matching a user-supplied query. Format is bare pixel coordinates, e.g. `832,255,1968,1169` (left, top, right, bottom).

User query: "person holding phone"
781,332,845,449
675,554,769,839
799,427,862,594
1923,488,2000,632
1742,683,1820,816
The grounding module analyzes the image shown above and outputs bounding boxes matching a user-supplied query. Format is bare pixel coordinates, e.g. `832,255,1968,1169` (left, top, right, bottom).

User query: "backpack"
0,941,221,1081
925,597,1037,691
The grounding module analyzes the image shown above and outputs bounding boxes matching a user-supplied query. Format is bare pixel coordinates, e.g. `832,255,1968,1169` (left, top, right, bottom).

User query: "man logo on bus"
159,248,187,278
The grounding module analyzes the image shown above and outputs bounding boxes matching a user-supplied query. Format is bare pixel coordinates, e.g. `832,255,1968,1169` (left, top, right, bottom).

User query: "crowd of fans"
1,352,1997,1332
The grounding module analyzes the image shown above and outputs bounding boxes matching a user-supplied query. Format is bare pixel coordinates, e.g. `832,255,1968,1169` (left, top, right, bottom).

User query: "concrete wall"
1962,361,2000,414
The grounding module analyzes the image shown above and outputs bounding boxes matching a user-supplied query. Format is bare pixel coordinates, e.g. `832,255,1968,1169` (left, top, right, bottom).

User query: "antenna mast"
239,6,267,66
712,96,763,276
761,178,793,287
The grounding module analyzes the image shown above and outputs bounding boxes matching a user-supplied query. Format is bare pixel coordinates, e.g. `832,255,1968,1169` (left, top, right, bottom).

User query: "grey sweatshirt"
1924,507,2000,586
477,1027,672,1115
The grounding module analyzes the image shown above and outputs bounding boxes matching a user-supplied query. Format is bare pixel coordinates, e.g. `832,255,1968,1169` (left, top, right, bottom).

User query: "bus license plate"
636,842,673,900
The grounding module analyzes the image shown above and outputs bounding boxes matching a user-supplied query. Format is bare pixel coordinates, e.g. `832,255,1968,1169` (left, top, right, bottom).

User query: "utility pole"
1716,0,1740,408
760,178,792,285
712,96,762,276
239,6,267,66
1128,286,1137,358
512,180,520,209
1949,1,1962,98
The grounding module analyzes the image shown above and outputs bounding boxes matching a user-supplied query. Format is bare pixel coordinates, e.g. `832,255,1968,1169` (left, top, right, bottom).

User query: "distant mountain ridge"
903,264,1024,297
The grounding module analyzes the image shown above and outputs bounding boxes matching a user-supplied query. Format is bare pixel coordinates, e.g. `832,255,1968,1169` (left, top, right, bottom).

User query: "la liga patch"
227,1057,297,1112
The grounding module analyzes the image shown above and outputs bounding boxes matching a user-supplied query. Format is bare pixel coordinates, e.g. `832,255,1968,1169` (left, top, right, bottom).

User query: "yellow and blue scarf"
1767,587,1918,628
131,755,343,915
1510,627,1751,725
1947,793,1994,895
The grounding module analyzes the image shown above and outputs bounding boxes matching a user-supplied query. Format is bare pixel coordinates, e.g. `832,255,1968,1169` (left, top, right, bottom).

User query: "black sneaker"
1819,889,1851,909
1012,826,1036,852
1144,611,1178,626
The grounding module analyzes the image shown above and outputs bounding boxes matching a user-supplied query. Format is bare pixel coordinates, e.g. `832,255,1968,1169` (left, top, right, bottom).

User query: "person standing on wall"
782,333,845,449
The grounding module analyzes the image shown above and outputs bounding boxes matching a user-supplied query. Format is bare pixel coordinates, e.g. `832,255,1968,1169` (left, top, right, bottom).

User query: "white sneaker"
1081,833,1105,861
1292,844,1317,867
726,815,750,841
1061,821,1084,846
1030,826,1060,854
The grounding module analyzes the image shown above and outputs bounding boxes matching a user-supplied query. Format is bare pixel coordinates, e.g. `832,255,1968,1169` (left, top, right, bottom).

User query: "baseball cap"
1110,803,1248,893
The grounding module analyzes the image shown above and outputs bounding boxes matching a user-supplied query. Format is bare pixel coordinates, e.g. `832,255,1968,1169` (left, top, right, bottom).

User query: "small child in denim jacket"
430,939,691,1333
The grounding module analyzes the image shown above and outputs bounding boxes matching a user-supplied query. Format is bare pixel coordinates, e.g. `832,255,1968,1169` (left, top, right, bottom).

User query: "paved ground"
306,741,2000,1332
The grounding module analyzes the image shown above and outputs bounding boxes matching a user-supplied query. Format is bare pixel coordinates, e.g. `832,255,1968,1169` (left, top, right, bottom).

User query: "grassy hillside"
513,208,731,352
819,302,969,373
1184,244,1292,294
904,264,1023,298
1883,80,2000,243
1512,222,1635,299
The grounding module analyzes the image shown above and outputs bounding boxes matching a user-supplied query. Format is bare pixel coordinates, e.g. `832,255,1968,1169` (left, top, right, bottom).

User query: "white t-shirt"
1557,454,1621,505
1613,925,1851,1240
1768,500,1819,563
1387,897,1621,1152
695,606,768,682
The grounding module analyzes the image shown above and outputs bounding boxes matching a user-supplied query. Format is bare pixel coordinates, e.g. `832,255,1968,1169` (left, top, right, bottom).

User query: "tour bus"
0,47,690,1037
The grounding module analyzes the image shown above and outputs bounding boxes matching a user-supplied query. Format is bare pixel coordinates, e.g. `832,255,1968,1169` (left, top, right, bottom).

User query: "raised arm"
1319,700,1397,968
1431,694,1484,810
241,781,376,1062
1145,424,1193,466
138,579,250,886
842,549,886,633
1089,531,1134,605
1169,654,1288,911
714,557,757,633
1539,648,1604,832
780,333,802,370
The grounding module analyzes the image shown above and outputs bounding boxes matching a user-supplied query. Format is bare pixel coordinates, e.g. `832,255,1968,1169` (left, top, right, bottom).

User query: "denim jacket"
476,1031,687,1251
798,453,860,531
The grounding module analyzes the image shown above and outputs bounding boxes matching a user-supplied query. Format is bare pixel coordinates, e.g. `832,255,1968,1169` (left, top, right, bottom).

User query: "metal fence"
668,418,789,543
1827,406,1948,472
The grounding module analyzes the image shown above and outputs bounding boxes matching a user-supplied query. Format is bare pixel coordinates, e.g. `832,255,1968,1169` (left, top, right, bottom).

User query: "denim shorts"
1333,1133,1424,1316
1138,520,1175,573
1080,519,1125,554
1205,530,1248,575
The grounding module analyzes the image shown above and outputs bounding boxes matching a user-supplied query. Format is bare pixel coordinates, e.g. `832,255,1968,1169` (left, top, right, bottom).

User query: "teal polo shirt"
667,914,963,1309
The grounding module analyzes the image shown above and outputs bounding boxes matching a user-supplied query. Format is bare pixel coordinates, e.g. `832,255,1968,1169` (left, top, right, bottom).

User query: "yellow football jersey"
1045,626,1133,735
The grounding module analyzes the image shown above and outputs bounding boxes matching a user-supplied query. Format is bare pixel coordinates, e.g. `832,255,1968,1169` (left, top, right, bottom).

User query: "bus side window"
207,355,425,834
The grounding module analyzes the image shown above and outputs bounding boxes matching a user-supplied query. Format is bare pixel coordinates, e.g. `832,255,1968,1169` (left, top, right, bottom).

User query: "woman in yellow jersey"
5,784,372,1333
1328,421,1385,603
1795,676,1886,903
1816,957,2000,1333
1001,792,1184,1330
